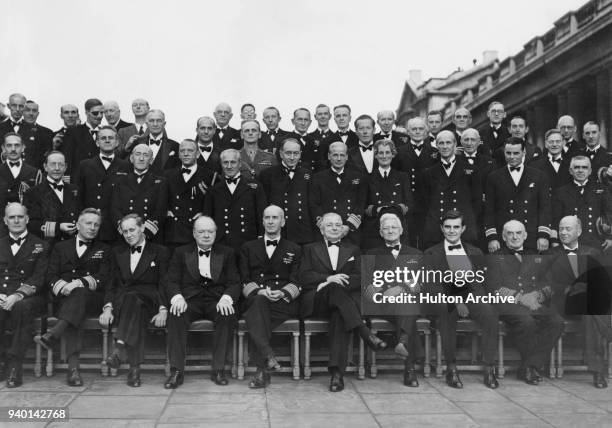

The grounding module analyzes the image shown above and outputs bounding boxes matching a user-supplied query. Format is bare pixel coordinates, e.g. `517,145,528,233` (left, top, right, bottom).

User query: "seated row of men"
1,200,610,392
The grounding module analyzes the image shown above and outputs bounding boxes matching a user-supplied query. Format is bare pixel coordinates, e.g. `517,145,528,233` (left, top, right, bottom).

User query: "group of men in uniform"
0,94,611,392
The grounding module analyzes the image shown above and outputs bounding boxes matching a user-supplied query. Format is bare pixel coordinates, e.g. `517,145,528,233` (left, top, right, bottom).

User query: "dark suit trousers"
166,292,236,370
243,294,299,368
311,283,363,374
499,304,564,367
0,296,45,361
438,300,498,365
377,315,421,365
56,288,104,360
114,292,158,366
583,315,612,373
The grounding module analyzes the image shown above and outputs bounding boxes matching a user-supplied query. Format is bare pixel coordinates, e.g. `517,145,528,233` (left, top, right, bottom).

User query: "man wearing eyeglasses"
478,101,510,155
118,98,150,155
447,107,472,147
212,103,242,151
129,109,180,175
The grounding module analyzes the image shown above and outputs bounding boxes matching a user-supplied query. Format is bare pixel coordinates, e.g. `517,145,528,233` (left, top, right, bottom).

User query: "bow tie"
512,249,523,256
360,145,373,152
442,161,454,170
181,167,192,174
268,130,276,135
338,131,348,137
78,240,91,248
225,176,239,185
587,148,598,154
550,157,561,164
131,245,142,254
200,145,212,153
283,166,296,175
509,166,521,172
447,244,462,251
137,126,145,135
266,239,278,247
387,244,400,251
101,156,113,163
135,173,146,182
380,133,390,138
49,181,64,191
90,129,98,137
9,236,23,246
199,249,211,257
334,172,344,180
149,139,161,146
564,247,578,254
11,121,20,128
412,143,423,150
327,241,340,247
8,161,20,168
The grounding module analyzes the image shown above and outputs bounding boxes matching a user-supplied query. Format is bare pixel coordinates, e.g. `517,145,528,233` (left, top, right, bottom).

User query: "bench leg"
231,333,238,379
557,336,564,378
498,333,505,379
292,332,300,380
436,331,443,378
549,347,556,379
34,342,42,377
304,333,311,380
608,341,612,379
237,332,245,380
357,337,365,380
370,329,377,378
423,331,431,378
101,328,109,376
46,348,53,377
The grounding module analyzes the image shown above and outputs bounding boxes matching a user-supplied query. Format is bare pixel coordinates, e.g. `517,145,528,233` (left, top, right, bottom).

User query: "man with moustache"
239,120,277,179
239,205,302,388
213,103,242,151
347,114,378,175
194,116,222,173
530,129,572,190
259,107,290,153
0,203,49,387
62,98,104,179
74,126,131,243
557,115,585,158
374,110,408,147
287,108,324,172
103,101,132,131
0,133,42,205
53,104,80,151
164,216,241,388
20,100,54,170
130,109,180,175
164,139,216,247
35,208,111,386
102,214,169,387
118,98,150,155
259,138,315,244
478,101,510,154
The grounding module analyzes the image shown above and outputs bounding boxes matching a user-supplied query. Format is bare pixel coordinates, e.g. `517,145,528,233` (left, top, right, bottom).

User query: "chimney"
483,50,498,63
409,69,423,86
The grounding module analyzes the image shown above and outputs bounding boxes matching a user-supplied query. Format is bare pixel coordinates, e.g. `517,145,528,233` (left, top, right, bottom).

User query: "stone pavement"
1,371,612,427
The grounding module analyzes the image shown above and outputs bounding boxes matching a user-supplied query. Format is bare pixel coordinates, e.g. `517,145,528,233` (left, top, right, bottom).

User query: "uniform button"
297,193,301,197
376,193,379,196
241,229,245,232
241,207,244,211
4,276,8,280
276,274,279,278
298,216,302,219
284,200,288,203
144,199,148,202
453,191,457,194
176,195,180,199
225,223,229,227
390,200,395,203
175,206,179,210
440,209,444,212
275,281,279,285
589,228,593,232
509,200,513,203
260,273,264,277
97,196,101,200
589,215,592,218
333,200,337,203
333,206,337,209
240,214,244,218
224,216,228,219
392,192,396,196
524,200,528,203
189,208,193,211
2,284,5,288
453,199,456,203
144,213,148,217
509,210,513,214
440,192,444,196
97,183,101,187
524,219,528,223
174,218,178,221
72,269,76,273
144,206,148,210
440,200,444,204
129,200,133,203
524,210,528,213
129,206,133,210
589,207,593,211
224,208,229,212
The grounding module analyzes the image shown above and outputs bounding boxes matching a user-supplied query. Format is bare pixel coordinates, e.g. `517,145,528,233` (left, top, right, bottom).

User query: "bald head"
557,115,576,141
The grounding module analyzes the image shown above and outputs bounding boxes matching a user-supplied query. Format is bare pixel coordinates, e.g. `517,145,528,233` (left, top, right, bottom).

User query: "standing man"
530,129,572,190
213,103,241,151
308,104,333,144
164,216,240,388
327,104,359,149
117,98,150,155
20,101,54,169
102,214,170,387
493,116,542,167
103,101,133,131
0,133,42,204
259,107,290,153
426,111,443,148
239,205,302,388
239,120,277,179
240,103,257,120
0,94,27,138
52,104,80,151
0,203,49,387
558,115,585,158
583,121,612,179
448,107,472,144
259,138,315,244
195,116,222,173
478,101,510,154
347,114,377,175
35,208,111,386
62,98,104,179
298,212,387,392
374,110,408,147
131,110,180,175
288,108,324,172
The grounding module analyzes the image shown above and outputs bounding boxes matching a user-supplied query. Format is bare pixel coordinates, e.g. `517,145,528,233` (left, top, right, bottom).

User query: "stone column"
556,89,568,118
567,81,583,129
533,101,546,149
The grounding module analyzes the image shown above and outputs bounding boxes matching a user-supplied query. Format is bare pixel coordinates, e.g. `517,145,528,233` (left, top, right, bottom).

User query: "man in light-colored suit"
118,98,150,156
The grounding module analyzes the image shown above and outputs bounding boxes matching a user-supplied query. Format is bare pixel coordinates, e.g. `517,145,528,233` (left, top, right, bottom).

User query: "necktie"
383,170,389,180
199,249,211,257
90,129,98,139
131,245,142,254
138,126,144,136
50,181,64,191
388,244,400,251
447,244,462,251
9,161,20,168
149,139,161,146
200,145,212,153
181,167,192,174
79,240,91,247
101,156,113,163
327,241,339,247
266,240,278,247
226,176,238,185
360,145,373,152
510,166,521,172
576,184,585,194
9,237,23,246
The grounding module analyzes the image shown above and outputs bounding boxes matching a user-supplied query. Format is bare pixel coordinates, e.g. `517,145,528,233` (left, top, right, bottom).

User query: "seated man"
101,214,170,387
35,208,111,386
487,220,563,385
0,203,49,387
298,212,387,392
424,210,499,389
164,216,240,389
239,205,301,388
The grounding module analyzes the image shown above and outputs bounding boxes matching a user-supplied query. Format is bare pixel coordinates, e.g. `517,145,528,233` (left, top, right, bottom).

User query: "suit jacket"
202,177,267,251
23,180,81,242
585,147,612,180
19,124,54,170
195,140,222,172
347,145,379,175
239,146,277,179
74,156,131,241
117,123,146,155
0,161,42,204
213,126,242,151
486,246,550,297
298,240,361,317
62,124,99,178
165,243,241,303
529,156,572,190
484,166,552,246
259,165,315,244
323,129,359,149
455,152,495,187
258,128,291,153
133,133,180,175
374,130,410,147
478,123,511,154
392,142,439,200
493,143,542,168
0,233,49,296
109,119,133,131
307,128,334,148
47,237,111,298
163,165,216,245
107,241,170,308
286,132,327,172
564,139,586,159
363,244,422,299
239,237,302,301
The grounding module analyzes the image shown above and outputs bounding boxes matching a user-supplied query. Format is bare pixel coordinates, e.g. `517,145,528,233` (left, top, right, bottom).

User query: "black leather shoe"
532,367,544,382
594,372,608,389
67,368,83,387
523,367,540,385
210,370,228,386
106,351,122,370
34,332,54,351
248,368,271,389
445,369,463,389
403,366,419,387
6,367,22,388
364,334,387,351
127,367,141,387
484,367,499,389
329,371,344,392
164,369,184,389
266,355,281,371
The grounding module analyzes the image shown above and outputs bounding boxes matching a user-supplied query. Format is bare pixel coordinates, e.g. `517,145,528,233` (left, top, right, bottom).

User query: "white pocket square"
151,261,156,267
529,183,535,187
347,256,355,261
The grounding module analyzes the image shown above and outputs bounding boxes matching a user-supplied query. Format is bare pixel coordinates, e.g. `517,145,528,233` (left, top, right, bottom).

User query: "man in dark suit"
259,138,315,245
117,98,150,156
364,213,422,387
213,103,242,151
102,214,170,387
492,116,542,167
446,107,472,147
421,131,482,249
324,104,359,149
485,138,552,253
239,120,277,179
583,121,612,180
363,140,414,250
74,126,131,243
23,151,80,245
52,104,80,152
310,142,368,246
487,220,563,385
530,129,572,190
347,115,377,175
164,216,241,388
35,208,111,386
0,203,49,387
424,210,499,389
558,115,585,159
110,144,167,243
62,98,104,180
259,107,290,153
308,104,333,144
298,212,387,392
130,109,180,175
374,110,409,147
547,215,612,388
20,101,54,170
103,101,133,131
164,139,216,247
203,149,267,251
478,101,510,154
239,205,302,388
240,103,257,120
287,108,325,172
195,116,222,173
0,94,27,139
1,133,42,204
426,110,443,148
